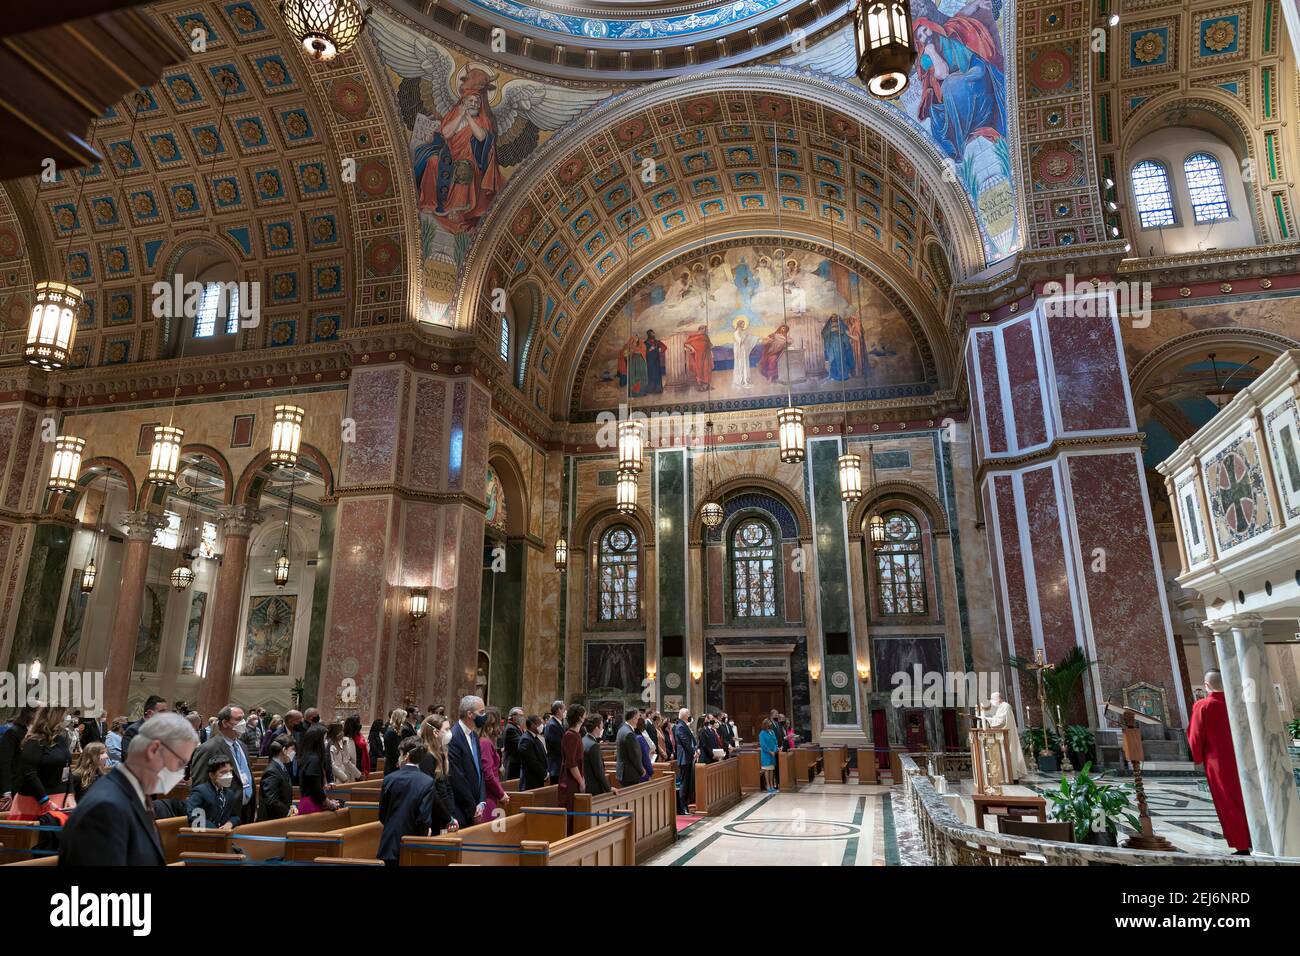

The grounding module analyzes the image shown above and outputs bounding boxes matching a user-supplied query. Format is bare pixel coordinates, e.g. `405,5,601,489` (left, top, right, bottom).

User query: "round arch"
48,456,138,519
1128,326,1298,402
487,443,529,537
233,443,336,505
688,472,811,544
178,443,235,505
571,500,655,554
846,479,950,539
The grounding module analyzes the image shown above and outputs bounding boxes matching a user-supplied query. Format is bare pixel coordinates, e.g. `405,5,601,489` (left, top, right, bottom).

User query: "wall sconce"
408,588,429,621
857,662,871,683
691,667,702,684
646,666,656,681
809,663,821,682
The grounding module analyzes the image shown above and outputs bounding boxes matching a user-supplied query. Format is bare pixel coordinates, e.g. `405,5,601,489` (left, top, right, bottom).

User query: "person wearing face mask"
517,714,549,790
447,695,488,827
502,707,524,781
543,700,566,784
186,755,237,830
240,711,263,752
188,704,257,824
416,716,459,831
59,711,198,865
258,735,295,821
378,738,445,866
70,742,109,804
582,715,615,796
557,704,587,812
478,707,510,821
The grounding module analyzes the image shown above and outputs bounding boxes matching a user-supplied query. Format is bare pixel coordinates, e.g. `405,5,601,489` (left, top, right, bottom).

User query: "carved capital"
217,504,263,538
119,510,167,541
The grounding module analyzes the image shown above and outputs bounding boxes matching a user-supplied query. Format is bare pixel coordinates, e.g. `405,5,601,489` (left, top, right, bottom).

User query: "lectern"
968,726,1011,796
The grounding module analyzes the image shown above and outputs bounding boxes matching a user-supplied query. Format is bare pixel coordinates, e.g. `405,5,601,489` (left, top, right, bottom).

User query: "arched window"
1131,160,1176,228
731,518,777,618
194,282,240,338
872,511,926,615
499,314,510,363
597,525,638,622
1183,152,1231,223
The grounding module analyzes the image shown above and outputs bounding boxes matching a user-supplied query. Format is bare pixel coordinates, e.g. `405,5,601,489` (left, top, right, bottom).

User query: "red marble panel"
463,383,491,497
974,330,1008,454
341,367,403,489
1004,319,1047,448
1021,465,1077,668
706,544,724,625
409,378,446,491
319,497,392,720
1044,311,1131,434
781,541,802,624
4,408,37,510
1066,452,1182,725
992,474,1039,716
965,347,986,470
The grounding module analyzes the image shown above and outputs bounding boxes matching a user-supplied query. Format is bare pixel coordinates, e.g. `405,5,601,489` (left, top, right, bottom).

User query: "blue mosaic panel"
705,491,798,542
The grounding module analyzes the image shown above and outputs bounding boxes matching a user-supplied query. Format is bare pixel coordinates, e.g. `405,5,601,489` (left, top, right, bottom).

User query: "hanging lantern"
869,513,887,546
853,0,917,98
274,554,291,587
617,419,644,475
280,0,369,61
147,425,184,485
838,452,864,503
48,434,85,492
269,404,305,468
777,405,806,464
615,469,637,515
170,564,195,591
554,536,568,572
80,559,97,594
25,281,82,371
701,499,725,529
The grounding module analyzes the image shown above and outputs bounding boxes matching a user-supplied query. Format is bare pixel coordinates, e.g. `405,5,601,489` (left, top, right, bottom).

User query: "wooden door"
724,680,786,742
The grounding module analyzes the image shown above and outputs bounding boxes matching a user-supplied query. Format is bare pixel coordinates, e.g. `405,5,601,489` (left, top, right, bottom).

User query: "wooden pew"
777,750,797,792
793,746,822,783
572,773,675,859
856,747,879,784
399,807,634,866
174,803,379,861
694,757,741,816
822,746,849,783
0,820,43,863
736,750,762,792
284,820,382,861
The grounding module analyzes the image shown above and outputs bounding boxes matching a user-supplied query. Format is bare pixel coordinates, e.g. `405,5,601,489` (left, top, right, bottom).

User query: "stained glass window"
1183,152,1231,223
499,314,510,363
597,525,638,622
194,282,239,337
873,511,926,615
1131,160,1176,228
731,518,777,618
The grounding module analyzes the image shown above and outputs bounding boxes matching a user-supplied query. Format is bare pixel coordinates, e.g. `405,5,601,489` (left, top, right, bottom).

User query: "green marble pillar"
810,438,857,726
7,521,74,671
655,448,688,711
302,504,336,708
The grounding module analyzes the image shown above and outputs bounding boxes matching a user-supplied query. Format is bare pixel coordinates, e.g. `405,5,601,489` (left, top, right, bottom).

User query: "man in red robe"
1186,670,1251,853
414,68,504,234
683,325,713,391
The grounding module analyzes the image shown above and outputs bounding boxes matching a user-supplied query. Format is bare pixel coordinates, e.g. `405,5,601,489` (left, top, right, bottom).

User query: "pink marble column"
967,296,1186,727
198,505,259,717
103,511,165,719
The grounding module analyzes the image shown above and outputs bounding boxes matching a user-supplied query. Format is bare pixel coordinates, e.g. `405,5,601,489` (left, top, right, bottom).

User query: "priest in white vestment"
977,691,1027,781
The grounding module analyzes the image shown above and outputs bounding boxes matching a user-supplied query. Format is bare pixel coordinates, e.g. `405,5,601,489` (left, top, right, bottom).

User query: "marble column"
1229,614,1300,856
103,510,166,718
198,505,260,718
1210,620,1273,854
1192,623,1216,674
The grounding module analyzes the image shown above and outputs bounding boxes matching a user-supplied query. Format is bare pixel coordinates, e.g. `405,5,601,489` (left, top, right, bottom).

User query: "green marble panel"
301,504,335,708
7,522,73,671
479,538,524,709
810,438,856,725
656,448,688,711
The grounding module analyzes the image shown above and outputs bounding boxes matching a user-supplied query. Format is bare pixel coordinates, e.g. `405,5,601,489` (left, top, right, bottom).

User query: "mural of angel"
369,13,613,260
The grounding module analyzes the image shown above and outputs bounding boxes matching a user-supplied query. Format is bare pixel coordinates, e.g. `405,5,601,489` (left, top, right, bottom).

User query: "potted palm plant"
1042,762,1139,846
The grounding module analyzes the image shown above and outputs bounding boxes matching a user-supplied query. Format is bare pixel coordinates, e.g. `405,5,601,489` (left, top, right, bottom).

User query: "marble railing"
900,755,1298,866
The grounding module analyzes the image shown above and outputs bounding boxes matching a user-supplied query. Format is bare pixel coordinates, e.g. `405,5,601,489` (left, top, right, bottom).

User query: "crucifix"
1021,648,1055,756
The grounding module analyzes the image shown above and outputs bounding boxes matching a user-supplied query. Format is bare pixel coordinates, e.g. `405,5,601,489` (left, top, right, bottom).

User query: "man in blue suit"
543,700,566,784
673,707,697,815
185,755,238,830
447,694,487,827
60,712,197,866
379,738,450,865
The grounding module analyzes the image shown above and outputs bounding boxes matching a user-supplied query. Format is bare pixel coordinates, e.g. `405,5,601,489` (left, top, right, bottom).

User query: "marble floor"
644,781,898,866
642,774,1237,865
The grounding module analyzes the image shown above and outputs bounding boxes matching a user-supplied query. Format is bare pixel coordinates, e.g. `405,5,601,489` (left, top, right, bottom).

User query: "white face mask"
440,729,452,745
154,762,185,795
232,720,247,735
216,772,234,788
283,750,296,764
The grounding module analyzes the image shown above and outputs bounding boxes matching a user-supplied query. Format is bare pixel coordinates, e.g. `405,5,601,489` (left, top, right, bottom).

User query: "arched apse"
454,67,987,419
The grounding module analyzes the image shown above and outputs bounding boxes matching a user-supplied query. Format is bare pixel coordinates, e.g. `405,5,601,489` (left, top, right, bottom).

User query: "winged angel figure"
370,15,610,259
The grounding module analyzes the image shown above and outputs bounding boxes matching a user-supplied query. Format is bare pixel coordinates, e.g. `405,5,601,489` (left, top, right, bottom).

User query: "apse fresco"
369,11,612,323
578,245,929,415
785,0,1018,261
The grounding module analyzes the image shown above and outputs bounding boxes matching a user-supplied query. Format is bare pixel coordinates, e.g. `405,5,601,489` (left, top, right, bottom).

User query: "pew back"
175,803,379,861
694,757,742,816
572,774,675,858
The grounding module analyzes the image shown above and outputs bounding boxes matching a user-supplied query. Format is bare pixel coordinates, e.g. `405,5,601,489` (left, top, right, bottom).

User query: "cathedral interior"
2,0,1300,877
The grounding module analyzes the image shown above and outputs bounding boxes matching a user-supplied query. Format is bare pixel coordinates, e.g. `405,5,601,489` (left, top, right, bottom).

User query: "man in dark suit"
258,735,294,821
186,755,238,830
582,715,614,796
673,708,697,815
770,709,790,751
543,700,566,784
120,695,168,756
615,707,643,788
517,714,549,790
378,738,447,866
717,713,735,751
61,712,197,866
189,704,256,824
502,707,524,781
447,695,487,827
